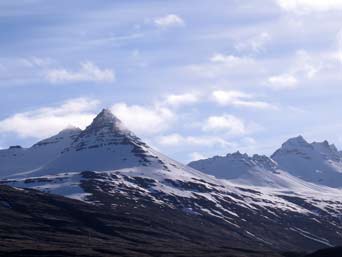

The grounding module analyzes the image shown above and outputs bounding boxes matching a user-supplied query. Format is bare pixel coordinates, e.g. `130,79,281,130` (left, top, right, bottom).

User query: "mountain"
2,109,342,253
271,136,342,188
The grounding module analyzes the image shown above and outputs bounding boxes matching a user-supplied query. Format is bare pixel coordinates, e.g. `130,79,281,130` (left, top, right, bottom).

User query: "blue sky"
1,0,342,163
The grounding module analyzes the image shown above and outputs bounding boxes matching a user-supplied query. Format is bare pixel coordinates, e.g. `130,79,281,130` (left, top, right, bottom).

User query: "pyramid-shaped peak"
95,108,120,121
84,108,129,134
92,109,122,125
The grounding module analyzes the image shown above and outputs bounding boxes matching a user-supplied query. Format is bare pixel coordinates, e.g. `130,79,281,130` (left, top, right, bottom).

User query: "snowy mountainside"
0,127,81,178
2,109,342,251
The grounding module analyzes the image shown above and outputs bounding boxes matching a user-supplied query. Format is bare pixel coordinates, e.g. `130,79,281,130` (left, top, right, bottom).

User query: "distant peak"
281,135,309,148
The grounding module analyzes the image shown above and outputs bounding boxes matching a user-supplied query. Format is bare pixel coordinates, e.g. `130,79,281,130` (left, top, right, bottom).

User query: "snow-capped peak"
271,136,342,188
272,136,341,161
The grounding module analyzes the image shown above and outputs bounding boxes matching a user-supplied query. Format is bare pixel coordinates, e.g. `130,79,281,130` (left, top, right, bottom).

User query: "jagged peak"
312,140,336,149
312,140,339,156
226,151,248,158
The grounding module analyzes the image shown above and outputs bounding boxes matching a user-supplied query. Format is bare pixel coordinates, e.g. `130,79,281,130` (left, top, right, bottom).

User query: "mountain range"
1,109,342,256
189,135,342,188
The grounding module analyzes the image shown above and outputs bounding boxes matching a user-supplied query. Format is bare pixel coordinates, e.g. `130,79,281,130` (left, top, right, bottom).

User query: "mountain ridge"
1,109,342,252
189,135,342,188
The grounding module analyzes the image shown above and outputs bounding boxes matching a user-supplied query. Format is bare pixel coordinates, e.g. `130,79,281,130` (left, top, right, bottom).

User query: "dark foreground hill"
0,185,286,257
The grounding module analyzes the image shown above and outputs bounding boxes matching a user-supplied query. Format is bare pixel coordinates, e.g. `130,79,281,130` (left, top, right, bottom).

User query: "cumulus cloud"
154,14,184,28
202,115,246,135
212,90,274,109
267,74,298,90
277,0,342,12
46,61,115,83
0,98,99,139
158,133,232,147
164,92,200,107
111,103,175,135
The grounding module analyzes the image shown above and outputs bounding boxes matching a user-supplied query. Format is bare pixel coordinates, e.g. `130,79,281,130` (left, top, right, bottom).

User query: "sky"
0,0,342,163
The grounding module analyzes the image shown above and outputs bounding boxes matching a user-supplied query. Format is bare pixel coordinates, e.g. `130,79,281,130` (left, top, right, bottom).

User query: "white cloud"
158,133,232,147
212,90,250,104
210,54,254,66
277,0,342,12
111,103,175,135
212,90,274,109
154,14,184,28
189,152,207,162
235,32,271,53
19,57,54,68
158,133,183,145
202,115,246,135
186,54,259,79
164,92,200,107
267,74,298,90
0,98,99,139
293,50,319,79
46,61,115,83
338,29,342,64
